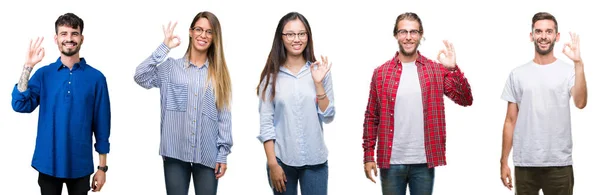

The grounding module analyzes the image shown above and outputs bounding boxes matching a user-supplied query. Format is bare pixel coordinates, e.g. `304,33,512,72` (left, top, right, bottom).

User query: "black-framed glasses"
191,26,213,37
282,32,308,41
395,29,422,37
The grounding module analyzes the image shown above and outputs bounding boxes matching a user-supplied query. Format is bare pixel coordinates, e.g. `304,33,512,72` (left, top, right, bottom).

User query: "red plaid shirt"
362,51,473,169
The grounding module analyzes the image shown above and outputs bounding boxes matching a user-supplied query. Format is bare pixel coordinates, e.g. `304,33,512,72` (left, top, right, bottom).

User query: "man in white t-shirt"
499,12,588,195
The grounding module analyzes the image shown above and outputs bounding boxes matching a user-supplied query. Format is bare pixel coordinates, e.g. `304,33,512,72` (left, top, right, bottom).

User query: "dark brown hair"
532,12,558,31
256,12,316,101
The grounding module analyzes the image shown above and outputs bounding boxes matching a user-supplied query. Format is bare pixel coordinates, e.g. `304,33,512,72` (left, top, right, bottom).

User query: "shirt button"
195,93,198,96
390,113,393,116
68,91,70,93
68,82,71,84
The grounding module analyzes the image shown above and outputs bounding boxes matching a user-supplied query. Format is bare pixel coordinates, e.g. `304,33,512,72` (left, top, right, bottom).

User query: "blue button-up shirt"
134,43,233,168
11,57,111,179
257,62,335,167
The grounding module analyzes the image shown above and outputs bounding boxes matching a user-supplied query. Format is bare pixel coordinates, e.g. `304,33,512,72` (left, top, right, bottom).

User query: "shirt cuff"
11,84,31,99
216,148,230,164
94,142,110,154
153,43,171,62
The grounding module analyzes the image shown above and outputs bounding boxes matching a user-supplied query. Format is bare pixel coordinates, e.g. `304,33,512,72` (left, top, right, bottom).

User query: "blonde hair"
186,11,232,110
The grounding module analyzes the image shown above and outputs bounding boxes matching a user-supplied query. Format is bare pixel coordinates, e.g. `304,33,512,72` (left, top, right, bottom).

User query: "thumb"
374,166,378,177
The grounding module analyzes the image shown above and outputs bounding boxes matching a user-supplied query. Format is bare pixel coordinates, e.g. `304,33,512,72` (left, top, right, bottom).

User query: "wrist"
574,60,584,66
97,165,108,172
24,64,34,69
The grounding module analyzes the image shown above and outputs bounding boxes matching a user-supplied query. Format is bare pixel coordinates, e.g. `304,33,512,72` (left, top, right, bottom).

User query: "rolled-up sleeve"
216,107,233,163
317,71,335,124
93,76,111,154
257,80,276,143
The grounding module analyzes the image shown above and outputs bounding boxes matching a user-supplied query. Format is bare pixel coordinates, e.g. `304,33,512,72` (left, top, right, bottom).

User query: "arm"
571,61,587,109
315,71,335,124
257,79,277,164
93,76,111,156
133,43,173,89
215,106,233,164
443,65,473,106
500,102,518,190
363,69,380,163
500,102,518,165
12,65,42,113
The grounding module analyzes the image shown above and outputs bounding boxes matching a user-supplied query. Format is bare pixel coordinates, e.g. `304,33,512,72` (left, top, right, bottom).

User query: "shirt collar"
185,57,210,69
392,50,426,68
54,57,87,71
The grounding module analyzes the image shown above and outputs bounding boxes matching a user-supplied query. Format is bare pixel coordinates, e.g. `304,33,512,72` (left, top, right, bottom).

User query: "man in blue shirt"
11,13,111,195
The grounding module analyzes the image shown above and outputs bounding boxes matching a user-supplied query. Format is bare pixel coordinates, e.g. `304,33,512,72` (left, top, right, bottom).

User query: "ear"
529,32,534,42
54,34,58,45
555,31,560,42
81,34,84,45
189,28,193,38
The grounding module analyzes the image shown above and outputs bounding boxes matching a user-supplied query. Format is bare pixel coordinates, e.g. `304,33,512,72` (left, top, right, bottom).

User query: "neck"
398,51,418,63
533,52,557,65
284,54,306,68
189,49,208,67
61,54,80,69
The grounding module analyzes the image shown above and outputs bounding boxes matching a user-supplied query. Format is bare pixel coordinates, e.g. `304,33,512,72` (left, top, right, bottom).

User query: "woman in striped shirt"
256,12,336,195
134,11,233,195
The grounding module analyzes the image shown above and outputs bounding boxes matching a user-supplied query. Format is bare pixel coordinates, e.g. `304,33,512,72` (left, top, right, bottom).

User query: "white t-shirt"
501,59,576,167
390,61,427,164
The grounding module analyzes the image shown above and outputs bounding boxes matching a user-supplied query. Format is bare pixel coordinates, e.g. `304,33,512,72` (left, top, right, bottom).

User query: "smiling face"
189,17,213,53
531,19,560,55
281,18,308,57
395,19,422,57
55,25,83,56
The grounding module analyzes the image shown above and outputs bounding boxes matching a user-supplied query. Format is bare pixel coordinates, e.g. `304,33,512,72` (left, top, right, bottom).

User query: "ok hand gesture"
25,37,45,68
163,21,181,49
437,40,456,69
563,32,582,63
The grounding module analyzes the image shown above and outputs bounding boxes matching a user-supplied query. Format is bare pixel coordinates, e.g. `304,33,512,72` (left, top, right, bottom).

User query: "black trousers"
38,172,91,195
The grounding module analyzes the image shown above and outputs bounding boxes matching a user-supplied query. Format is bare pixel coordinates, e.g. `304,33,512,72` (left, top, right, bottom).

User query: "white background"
0,0,597,194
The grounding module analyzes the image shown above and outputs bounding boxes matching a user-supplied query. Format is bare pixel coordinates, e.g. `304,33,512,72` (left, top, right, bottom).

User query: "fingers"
215,164,227,179
36,37,44,49
437,49,446,61
279,173,287,192
171,21,178,32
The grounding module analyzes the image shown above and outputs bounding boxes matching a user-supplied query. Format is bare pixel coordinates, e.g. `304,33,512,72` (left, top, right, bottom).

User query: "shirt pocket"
165,82,188,112
201,89,218,121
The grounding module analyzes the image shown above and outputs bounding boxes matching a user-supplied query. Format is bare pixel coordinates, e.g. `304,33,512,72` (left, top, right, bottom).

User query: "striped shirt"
257,62,335,167
134,43,233,168
363,51,473,169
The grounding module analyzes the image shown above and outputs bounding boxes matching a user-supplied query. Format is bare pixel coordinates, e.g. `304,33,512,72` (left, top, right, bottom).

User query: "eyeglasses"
191,27,213,37
282,32,308,41
395,29,422,37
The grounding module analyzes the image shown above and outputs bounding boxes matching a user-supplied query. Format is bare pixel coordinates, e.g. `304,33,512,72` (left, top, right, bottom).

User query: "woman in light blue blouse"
134,11,233,195
256,12,335,195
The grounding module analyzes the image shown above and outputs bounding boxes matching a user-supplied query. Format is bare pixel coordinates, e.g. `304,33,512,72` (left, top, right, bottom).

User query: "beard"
534,38,555,55
61,41,81,56
399,40,420,56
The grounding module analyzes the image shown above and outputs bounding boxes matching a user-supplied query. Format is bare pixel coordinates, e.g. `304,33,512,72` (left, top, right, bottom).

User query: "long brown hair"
186,11,232,110
256,12,316,101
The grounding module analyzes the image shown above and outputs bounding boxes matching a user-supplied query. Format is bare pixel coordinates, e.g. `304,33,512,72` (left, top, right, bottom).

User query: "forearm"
315,81,330,112
98,154,107,167
17,65,33,92
263,140,277,166
500,122,515,165
573,61,587,108
444,66,473,106
134,43,171,88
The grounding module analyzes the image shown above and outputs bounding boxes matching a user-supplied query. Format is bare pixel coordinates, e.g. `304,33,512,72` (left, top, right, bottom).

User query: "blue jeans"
380,164,435,195
163,156,218,195
266,158,328,195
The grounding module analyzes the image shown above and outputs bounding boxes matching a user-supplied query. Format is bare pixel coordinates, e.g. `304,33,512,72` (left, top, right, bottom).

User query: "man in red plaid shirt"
362,12,473,194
